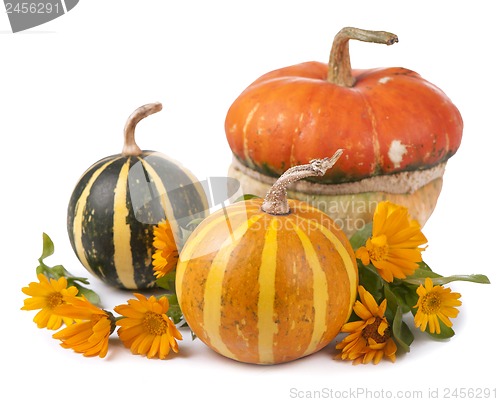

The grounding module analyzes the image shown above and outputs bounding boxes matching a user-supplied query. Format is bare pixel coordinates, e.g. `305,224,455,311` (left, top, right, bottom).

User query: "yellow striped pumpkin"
176,151,358,364
67,103,208,289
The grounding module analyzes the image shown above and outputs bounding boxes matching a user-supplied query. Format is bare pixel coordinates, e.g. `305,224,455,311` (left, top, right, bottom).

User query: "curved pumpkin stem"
261,149,344,215
327,27,398,87
122,102,163,156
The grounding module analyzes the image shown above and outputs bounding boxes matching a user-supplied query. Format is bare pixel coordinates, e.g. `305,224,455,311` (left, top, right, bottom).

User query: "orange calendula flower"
53,296,115,358
114,293,182,359
413,277,462,334
336,286,397,365
356,201,428,282
152,220,179,279
21,273,79,330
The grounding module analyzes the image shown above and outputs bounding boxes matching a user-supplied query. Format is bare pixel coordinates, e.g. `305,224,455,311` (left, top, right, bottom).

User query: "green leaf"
155,271,177,291
433,274,490,286
404,262,442,280
35,264,45,276
179,226,194,244
404,273,491,286
403,261,490,286
392,305,414,353
383,284,407,322
388,280,420,314
383,284,397,322
74,285,101,306
34,232,102,306
401,285,419,312
416,260,436,272
50,264,67,278
67,275,91,285
39,232,55,261
349,222,372,250
165,293,183,324
409,303,456,340
426,324,455,340
358,262,384,302
233,194,260,203
186,217,205,231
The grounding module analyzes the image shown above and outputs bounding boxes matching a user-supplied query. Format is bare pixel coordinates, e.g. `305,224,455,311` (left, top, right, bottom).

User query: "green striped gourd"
67,103,208,289
176,150,358,364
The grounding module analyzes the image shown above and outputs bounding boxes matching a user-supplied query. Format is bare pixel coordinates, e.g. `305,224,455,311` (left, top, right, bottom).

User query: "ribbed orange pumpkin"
226,27,462,183
225,27,464,236
176,151,358,364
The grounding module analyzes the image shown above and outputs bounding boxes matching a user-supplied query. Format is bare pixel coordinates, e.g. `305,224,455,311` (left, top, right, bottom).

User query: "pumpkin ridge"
125,158,163,288
242,103,260,169
78,157,127,286
294,212,357,315
139,153,210,243
176,204,254,301
291,220,329,356
202,213,265,359
257,217,279,363
69,156,119,278
112,158,136,289
271,221,314,362
145,152,211,214
138,156,180,241
217,212,270,362
357,89,382,175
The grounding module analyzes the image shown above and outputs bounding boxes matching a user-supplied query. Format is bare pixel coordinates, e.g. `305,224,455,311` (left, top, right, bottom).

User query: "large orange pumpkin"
225,27,463,235
176,151,358,365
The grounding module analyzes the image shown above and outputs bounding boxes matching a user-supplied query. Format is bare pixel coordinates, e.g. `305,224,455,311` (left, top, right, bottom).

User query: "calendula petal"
115,293,181,359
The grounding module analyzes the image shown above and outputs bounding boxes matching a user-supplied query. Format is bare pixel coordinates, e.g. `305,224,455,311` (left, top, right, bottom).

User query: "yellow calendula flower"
114,293,182,359
356,201,428,282
53,296,115,358
152,220,179,279
336,286,397,365
21,273,79,330
413,277,462,334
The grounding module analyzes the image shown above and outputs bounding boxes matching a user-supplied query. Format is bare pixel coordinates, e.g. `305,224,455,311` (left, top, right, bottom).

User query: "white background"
2,1,498,401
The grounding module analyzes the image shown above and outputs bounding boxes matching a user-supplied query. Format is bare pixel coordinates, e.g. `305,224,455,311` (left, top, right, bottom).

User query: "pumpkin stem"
122,102,163,156
327,27,398,87
261,149,344,215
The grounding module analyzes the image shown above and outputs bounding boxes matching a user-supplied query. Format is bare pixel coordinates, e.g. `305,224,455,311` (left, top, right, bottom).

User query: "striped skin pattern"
176,198,358,364
67,151,208,290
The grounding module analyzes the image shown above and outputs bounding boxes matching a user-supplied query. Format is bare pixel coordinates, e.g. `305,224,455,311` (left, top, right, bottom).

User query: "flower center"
362,317,390,344
143,311,168,335
46,292,64,309
421,292,442,314
367,235,389,262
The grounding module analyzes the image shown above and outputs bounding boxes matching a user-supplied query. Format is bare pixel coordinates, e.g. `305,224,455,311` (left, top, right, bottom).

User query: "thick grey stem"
261,149,344,215
122,102,163,156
